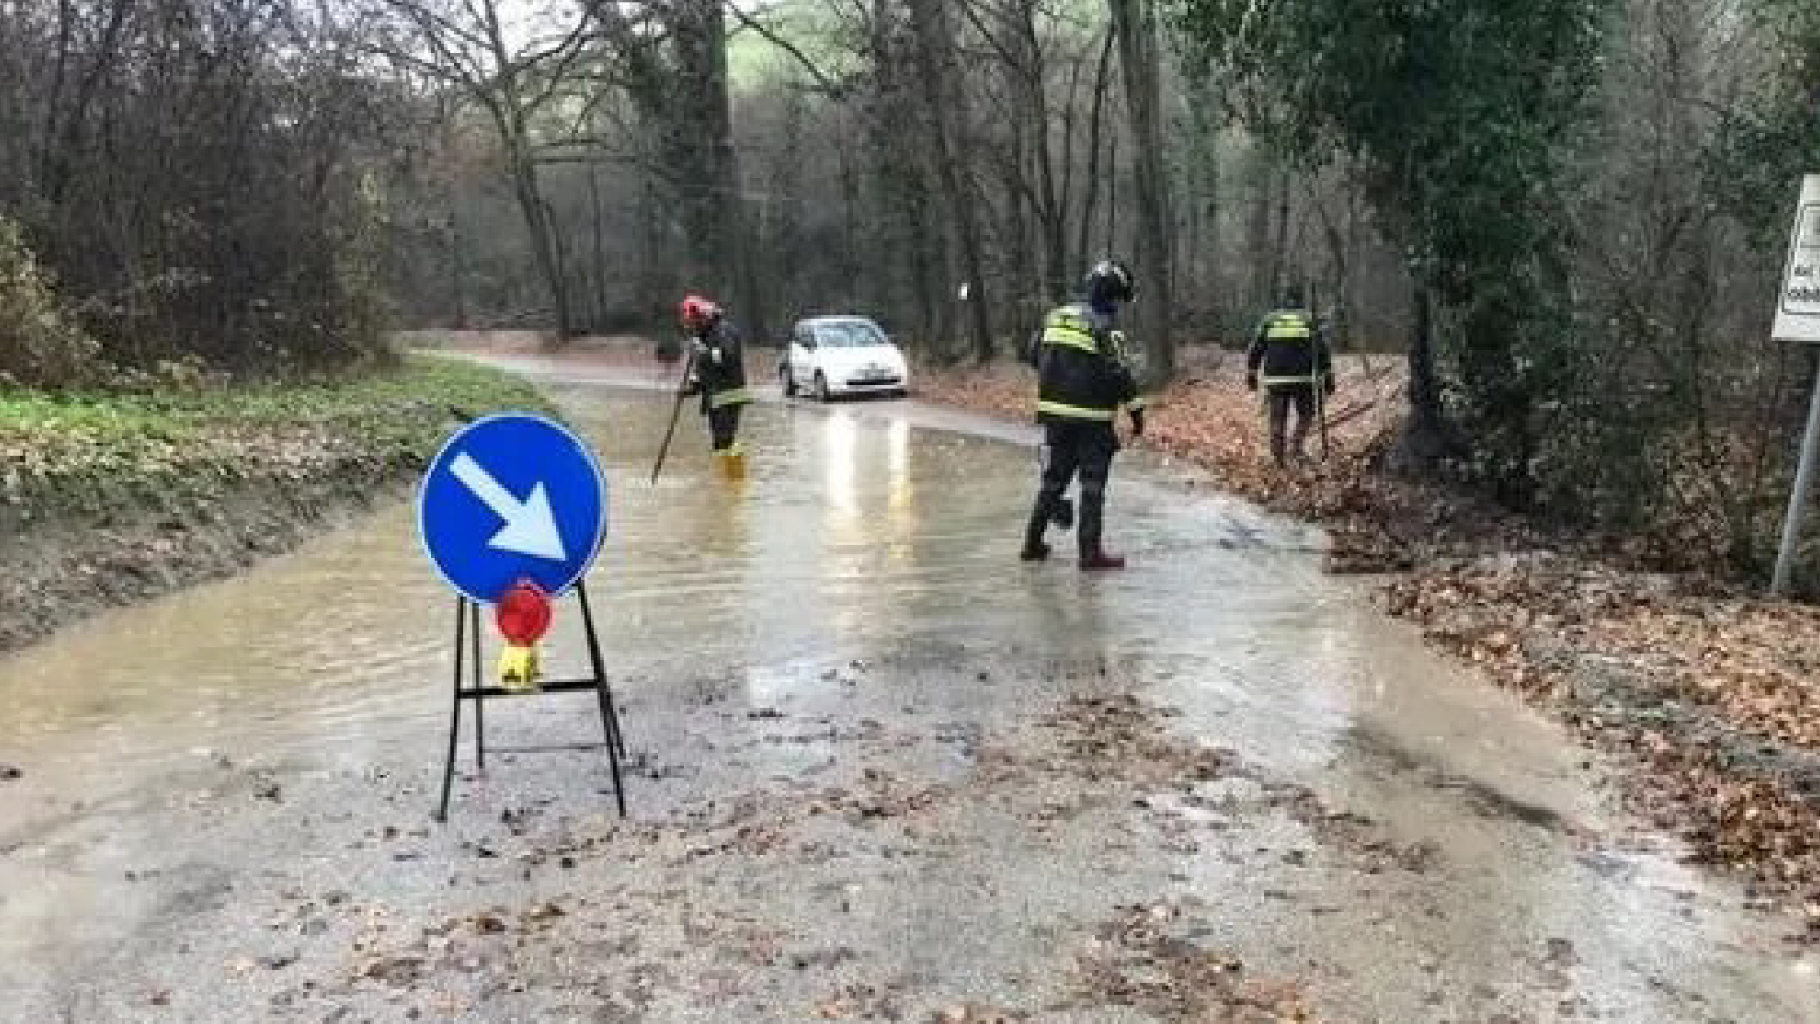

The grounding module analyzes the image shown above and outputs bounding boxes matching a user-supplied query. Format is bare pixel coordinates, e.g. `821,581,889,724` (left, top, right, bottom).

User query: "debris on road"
921,360,1820,940
1385,555,1820,941
1066,901,1315,1022
5,372,1809,1023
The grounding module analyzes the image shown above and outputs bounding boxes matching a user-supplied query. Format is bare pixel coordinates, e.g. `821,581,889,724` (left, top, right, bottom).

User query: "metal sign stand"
1769,172,1820,596
1771,362,1820,596
435,579,627,821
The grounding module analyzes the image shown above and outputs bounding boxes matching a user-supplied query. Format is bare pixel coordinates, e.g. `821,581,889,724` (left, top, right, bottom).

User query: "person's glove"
1324,375,1337,396
1128,407,1145,438
1245,373,1258,392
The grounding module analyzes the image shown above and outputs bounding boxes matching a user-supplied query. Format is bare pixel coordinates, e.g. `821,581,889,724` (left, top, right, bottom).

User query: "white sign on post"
1770,173,1820,595
1774,174,1820,344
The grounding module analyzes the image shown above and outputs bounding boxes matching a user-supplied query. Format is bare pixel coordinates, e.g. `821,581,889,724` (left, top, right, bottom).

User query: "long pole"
1769,127,1820,594
1771,357,1820,595
650,348,697,485
1317,375,1330,461
1311,280,1329,461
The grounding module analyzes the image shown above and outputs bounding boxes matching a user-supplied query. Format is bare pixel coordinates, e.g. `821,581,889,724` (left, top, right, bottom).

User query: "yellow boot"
717,442,748,480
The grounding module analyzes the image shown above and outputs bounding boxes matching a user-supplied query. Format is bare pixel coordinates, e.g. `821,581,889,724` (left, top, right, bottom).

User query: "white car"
780,315,910,400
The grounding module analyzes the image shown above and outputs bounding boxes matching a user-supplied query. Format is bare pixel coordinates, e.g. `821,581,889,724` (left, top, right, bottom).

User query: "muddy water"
0,373,1814,1022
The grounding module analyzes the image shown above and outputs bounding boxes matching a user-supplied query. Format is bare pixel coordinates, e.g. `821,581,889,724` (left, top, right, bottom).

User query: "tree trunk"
508,148,573,343
1271,167,1291,297
837,107,862,301
1324,214,1348,348
1076,28,1115,280
667,0,764,339
1002,111,1037,303
864,0,947,351
1400,280,1450,470
1108,0,1174,382
1204,157,1221,307
1246,153,1272,309
1311,179,1353,351
470,0,577,345
448,185,468,329
589,160,606,331
1016,0,1068,303
907,0,994,362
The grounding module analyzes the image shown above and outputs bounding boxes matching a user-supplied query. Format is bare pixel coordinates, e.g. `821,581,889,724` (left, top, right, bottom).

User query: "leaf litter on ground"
919,355,1820,942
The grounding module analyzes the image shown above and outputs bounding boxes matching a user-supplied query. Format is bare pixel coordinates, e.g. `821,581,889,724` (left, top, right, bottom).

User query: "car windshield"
811,321,887,348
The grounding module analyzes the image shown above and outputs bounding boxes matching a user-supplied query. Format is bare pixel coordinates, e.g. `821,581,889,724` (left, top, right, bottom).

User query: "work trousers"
706,403,743,451
1266,383,1317,465
1025,419,1117,556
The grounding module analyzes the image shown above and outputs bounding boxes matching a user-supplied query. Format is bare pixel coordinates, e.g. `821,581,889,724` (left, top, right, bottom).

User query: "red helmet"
679,294,719,330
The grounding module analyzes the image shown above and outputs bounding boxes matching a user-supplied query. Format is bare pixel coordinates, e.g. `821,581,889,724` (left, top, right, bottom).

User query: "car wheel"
780,362,797,398
815,371,832,402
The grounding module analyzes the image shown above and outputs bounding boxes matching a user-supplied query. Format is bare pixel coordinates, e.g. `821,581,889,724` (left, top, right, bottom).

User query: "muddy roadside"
7,357,1816,1022
418,330,1820,941
0,356,550,655
910,354,1820,945
14,623,1809,1023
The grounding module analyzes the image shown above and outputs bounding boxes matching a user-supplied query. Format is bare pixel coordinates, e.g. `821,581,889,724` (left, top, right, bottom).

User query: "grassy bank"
916,358,1820,945
0,356,552,652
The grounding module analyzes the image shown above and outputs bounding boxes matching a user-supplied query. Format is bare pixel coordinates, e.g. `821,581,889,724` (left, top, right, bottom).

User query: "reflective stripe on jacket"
1246,308,1331,386
1032,303,1142,425
691,319,751,410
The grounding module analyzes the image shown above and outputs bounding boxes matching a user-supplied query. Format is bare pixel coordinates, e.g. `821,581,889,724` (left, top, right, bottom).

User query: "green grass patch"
0,356,553,522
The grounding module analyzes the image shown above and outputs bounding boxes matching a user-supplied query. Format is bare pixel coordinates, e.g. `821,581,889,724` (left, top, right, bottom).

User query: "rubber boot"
1021,503,1052,562
1080,549,1126,571
716,443,747,480
1076,489,1122,569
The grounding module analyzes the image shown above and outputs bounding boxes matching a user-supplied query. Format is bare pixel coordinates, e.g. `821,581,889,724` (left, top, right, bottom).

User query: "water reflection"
886,417,914,565
823,410,859,523
0,378,1811,1023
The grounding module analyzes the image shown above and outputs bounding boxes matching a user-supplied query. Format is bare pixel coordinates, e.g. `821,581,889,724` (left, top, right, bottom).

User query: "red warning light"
495,579,552,646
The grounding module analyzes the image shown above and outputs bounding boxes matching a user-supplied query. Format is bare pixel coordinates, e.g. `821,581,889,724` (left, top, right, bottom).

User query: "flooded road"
0,364,1814,1022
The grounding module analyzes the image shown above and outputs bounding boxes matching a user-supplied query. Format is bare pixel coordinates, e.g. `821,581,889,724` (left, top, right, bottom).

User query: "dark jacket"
687,317,751,412
1028,302,1143,426
1246,308,1331,386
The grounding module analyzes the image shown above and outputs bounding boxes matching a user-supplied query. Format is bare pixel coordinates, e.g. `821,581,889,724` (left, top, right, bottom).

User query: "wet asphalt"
0,359,1814,1023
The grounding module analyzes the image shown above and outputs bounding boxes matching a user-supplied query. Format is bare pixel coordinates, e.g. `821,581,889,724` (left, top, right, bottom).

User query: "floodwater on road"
0,366,1814,1023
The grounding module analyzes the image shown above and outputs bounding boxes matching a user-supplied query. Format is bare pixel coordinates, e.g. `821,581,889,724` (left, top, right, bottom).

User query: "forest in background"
1,0,1819,582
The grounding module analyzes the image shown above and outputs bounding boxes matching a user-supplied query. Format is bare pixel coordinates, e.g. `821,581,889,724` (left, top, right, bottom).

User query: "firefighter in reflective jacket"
679,295,752,458
1021,259,1145,570
1246,284,1333,466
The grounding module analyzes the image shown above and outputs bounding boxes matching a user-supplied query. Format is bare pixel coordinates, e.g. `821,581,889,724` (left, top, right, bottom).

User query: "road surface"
0,359,1813,1022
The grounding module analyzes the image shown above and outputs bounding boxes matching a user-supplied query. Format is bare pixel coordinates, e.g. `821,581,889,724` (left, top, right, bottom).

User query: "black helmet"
1280,282,1306,309
1084,258,1136,307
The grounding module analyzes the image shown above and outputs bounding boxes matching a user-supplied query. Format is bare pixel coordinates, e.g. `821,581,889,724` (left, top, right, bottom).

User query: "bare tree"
586,0,771,341
907,0,995,361
2,0,405,377
1108,0,1174,381
369,0,591,342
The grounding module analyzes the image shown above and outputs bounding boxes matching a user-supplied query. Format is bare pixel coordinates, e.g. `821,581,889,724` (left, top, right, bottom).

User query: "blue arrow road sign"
418,412,608,604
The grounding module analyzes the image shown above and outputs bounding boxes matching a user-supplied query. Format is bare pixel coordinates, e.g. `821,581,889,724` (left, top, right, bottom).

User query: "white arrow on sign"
449,452,568,561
